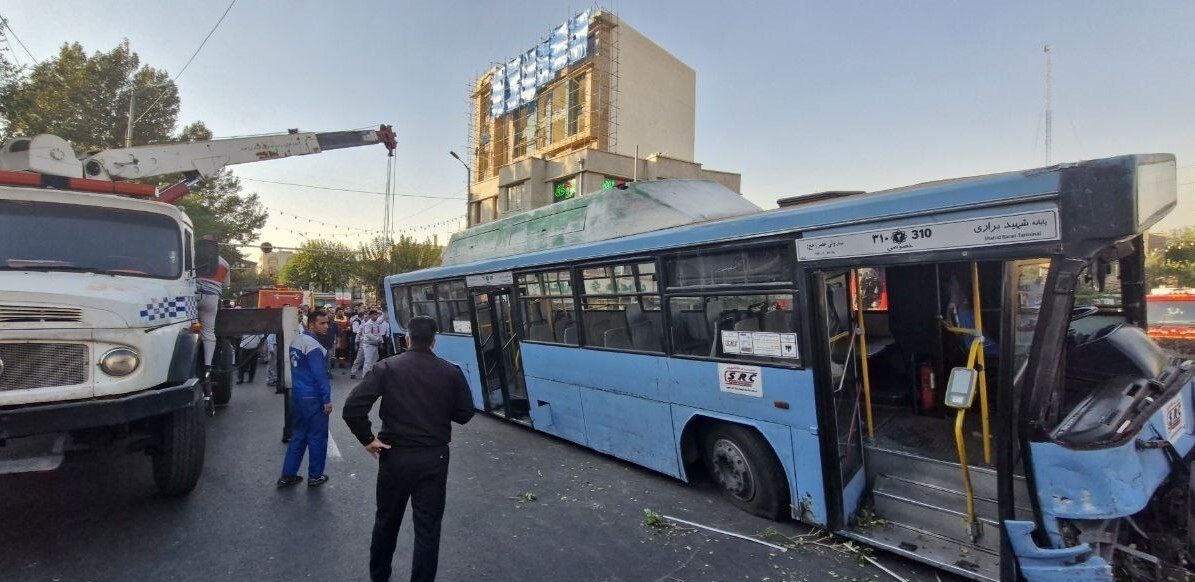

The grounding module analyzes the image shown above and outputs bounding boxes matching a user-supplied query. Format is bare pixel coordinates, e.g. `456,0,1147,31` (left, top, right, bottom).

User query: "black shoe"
236,379,244,385
266,381,276,387
276,475,303,488
281,435,290,444
349,374,356,379
308,475,329,487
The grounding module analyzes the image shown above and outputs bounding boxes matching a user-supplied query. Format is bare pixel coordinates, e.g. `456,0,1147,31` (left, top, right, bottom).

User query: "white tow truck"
0,126,396,495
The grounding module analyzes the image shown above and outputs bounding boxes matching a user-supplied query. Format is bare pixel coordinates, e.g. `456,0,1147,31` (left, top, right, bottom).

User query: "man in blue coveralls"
277,310,334,487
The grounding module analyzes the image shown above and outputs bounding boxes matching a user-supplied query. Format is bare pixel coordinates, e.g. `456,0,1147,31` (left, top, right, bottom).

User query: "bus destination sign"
465,271,515,288
797,209,1059,261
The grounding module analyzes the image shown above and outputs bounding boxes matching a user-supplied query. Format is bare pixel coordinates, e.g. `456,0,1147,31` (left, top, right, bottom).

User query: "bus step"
872,474,1001,553
864,445,1031,505
842,520,1000,582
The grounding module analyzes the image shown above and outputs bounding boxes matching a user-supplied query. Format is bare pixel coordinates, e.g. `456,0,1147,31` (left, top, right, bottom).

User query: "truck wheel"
211,339,234,406
152,397,206,496
701,424,789,520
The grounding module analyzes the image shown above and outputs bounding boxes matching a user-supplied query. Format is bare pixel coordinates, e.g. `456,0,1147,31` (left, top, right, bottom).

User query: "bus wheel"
701,424,789,520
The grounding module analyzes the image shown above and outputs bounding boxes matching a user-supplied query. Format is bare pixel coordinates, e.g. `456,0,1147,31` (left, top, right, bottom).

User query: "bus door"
469,286,530,422
813,270,867,524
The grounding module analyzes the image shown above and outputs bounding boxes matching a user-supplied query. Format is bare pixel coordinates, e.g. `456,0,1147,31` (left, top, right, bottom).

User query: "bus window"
391,285,412,328
410,283,437,321
580,262,663,351
668,294,799,364
436,280,470,334
666,245,790,287
516,269,578,344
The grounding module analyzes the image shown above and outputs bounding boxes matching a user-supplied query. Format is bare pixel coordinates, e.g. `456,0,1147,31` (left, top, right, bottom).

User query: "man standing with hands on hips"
342,315,475,582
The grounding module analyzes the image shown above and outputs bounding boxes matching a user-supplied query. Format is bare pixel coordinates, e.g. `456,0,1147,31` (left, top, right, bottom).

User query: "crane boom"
0,124,397,203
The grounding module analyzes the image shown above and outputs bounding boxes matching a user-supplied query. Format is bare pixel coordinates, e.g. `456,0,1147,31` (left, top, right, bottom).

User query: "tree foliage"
0,41,178,149
280,239,357,291
0,41,267,265
354,235,442,293
1147,227,1195,289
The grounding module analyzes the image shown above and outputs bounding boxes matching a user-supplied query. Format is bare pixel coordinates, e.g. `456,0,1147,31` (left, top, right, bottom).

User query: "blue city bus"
384,155,1188,581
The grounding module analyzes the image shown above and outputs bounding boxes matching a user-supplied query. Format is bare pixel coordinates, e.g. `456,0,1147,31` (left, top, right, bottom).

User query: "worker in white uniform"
196,241,230,376
350,309,382,379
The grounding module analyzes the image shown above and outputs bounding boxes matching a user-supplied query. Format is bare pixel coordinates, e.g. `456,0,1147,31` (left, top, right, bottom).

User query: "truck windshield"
0,200,182,279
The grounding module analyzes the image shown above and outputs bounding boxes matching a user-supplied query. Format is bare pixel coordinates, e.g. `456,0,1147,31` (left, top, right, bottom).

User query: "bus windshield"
0,200,182,279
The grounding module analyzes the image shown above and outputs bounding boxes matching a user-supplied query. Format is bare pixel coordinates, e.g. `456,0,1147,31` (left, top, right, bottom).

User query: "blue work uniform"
282,331,333,479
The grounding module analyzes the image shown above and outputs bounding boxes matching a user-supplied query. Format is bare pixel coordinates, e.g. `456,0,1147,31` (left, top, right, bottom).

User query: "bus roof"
441,179,761,266
388,154,1172,286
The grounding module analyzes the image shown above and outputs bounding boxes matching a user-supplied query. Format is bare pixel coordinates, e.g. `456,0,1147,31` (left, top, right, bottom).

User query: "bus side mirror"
944,367,978,409
196,239,219,278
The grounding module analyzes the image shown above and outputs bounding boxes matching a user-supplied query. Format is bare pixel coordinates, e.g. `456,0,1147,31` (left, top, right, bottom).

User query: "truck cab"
0,184,207,495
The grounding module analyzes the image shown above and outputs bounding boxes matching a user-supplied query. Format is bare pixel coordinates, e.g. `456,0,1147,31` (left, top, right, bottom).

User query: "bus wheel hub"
712,439,754,500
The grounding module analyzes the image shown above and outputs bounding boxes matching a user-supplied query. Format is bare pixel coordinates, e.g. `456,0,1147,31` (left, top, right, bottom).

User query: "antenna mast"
1044,44,1052,165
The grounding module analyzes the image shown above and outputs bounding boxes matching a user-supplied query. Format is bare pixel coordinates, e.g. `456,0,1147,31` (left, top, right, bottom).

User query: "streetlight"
449,151,472,227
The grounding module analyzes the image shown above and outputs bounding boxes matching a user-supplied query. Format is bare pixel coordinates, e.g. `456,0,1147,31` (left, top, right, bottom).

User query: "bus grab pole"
853,270,875,439
970,263,992,464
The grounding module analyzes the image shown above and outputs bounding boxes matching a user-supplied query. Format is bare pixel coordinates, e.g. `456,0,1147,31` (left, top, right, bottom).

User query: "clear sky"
4,1,1194,255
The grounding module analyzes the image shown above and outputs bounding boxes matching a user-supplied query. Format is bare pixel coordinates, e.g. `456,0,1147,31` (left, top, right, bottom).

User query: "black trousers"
235,347,258,381
370,446,450,582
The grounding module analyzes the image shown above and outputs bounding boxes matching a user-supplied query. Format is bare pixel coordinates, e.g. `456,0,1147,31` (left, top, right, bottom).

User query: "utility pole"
125,90,136,148
1044,44,1052,165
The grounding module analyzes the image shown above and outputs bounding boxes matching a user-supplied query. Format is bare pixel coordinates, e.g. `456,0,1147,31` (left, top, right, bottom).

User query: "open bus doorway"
469,286,530,423
813,259,1030,581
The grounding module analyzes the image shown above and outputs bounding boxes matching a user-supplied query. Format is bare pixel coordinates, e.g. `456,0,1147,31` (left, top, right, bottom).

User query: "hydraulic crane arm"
0,125,397,203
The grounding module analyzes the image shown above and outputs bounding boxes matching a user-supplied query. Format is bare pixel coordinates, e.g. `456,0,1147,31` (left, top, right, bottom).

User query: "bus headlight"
99,348,140,377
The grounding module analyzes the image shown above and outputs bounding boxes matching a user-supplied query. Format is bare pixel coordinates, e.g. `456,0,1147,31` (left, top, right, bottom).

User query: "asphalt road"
0,367,955,582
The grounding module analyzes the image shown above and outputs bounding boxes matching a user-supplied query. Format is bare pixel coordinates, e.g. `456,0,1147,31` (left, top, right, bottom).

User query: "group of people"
278,307,475,582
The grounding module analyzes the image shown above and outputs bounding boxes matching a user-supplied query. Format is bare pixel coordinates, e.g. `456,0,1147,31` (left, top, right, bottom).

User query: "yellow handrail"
970,263,991,464
853,270,875,439
939,263,992,464
954,398,981,542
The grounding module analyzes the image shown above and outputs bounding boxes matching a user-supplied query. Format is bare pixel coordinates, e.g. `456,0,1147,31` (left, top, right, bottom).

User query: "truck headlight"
99,348,140,376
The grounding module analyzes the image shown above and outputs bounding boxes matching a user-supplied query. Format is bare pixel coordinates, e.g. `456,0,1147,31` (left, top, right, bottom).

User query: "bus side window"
517,269,578,345
184,230,194,272
669,294,800,365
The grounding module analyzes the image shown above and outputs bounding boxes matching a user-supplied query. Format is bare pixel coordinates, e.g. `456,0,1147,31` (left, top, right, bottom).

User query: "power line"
241,177,464,200
134,0,237,125
0,14,38,64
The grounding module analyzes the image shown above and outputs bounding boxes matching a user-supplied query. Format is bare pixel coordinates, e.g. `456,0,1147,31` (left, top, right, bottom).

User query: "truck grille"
0,305,84,323
0,343,89,391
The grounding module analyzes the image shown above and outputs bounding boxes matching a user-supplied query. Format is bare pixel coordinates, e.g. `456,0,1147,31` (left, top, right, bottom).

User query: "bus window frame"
515,267,581,346
569,255,667,354
435,279,471,335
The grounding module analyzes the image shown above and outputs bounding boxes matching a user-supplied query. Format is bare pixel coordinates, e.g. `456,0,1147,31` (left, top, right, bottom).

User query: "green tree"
1147,227,1195,289
281,239,357,291
0,41,177,148
352,235,442,292
0,42,268,265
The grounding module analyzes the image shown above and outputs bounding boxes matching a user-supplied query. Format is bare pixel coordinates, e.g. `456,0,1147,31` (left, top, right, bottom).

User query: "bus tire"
152,398,206,496
701,424,789,520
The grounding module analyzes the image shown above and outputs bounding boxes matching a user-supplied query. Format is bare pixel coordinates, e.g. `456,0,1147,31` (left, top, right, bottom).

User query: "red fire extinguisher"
917,357,936,414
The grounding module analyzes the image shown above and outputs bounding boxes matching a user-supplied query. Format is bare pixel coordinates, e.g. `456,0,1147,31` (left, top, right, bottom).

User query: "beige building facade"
466,10,740,227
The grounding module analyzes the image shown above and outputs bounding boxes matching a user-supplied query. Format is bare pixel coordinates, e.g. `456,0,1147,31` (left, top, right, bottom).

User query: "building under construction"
465,8,740,227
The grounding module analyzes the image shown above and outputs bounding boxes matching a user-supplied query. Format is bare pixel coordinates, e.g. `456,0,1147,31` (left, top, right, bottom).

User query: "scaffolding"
467,8,622,186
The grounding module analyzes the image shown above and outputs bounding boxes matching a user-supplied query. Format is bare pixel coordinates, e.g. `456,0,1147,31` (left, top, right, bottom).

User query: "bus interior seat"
626,303,656,351
734,318,760,332
604,327,632,349
862,311,896,356
528,321,552,342
762,310,789,332
562,325,578,345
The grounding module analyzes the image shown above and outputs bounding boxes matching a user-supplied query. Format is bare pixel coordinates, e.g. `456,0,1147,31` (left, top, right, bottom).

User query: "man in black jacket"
342,315,475,582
